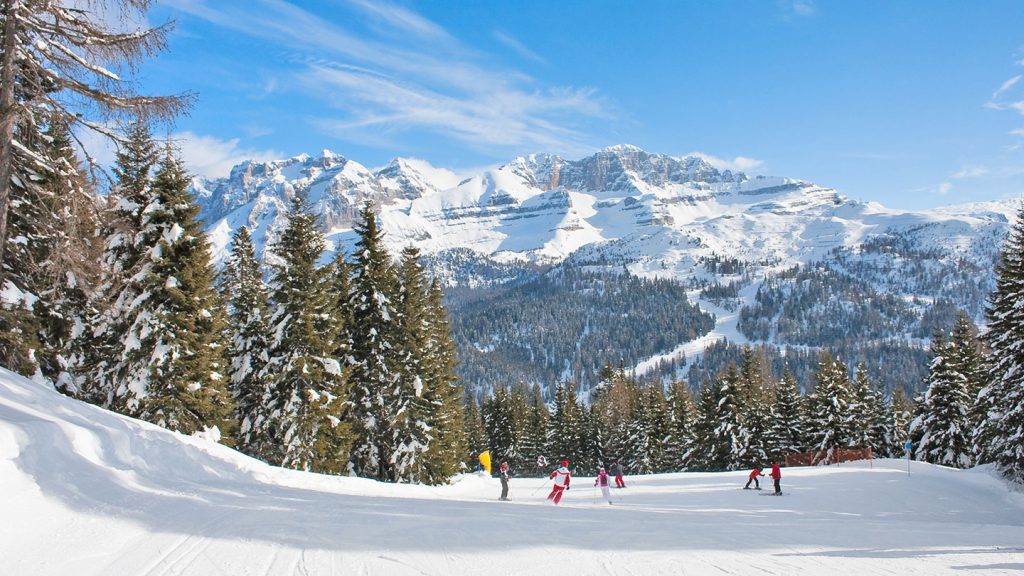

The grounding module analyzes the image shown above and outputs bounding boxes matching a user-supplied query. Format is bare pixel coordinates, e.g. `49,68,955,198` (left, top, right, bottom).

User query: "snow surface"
2,366,1024,575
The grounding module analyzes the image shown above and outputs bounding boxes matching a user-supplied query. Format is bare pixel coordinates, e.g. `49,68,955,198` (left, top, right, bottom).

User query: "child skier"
547,460,571,505
595,467,612,505
499,462,511,501
770,461,782,495
744,466,765,490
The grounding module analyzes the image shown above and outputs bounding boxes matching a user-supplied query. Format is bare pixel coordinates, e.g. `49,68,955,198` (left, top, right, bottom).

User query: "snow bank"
1,367,1023,575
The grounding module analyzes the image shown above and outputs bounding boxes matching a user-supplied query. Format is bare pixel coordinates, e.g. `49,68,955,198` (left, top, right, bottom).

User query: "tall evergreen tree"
522,384,550,475
223,226,273,459
264,195,348,472
804,352,855,460
84,120,158,407
666,379,697,470
418,279,466,483
347,201,409,481
769,368,805,460
689,367,745,471
980,205,1024,480
131,143,233,436
463,393,488,470
911,332,974,468
850,363,888,456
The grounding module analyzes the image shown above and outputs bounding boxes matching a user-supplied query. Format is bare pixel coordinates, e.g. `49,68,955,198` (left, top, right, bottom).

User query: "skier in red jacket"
547,460,571,505
744,466,765,490
769,461,782,495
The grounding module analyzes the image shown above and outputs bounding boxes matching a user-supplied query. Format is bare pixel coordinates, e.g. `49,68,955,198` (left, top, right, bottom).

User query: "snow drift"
1,367,1023,575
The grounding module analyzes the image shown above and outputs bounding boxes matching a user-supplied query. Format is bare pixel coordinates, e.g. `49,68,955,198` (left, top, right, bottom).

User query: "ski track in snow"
2,367,1024,575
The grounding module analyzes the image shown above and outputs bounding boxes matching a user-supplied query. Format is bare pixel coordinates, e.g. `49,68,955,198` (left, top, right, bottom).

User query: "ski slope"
2,368,1023,576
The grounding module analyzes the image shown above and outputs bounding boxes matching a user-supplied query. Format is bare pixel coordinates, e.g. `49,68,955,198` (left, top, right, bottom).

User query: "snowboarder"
610,462,626,488
547,460,571,505
595,467,612,505
744,466,765,490
769,461,782,495
499,462,511,501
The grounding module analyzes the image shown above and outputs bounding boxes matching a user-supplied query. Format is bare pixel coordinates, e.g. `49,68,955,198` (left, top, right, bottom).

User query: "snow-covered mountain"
3,366,1024,575
192,145,1018,392
195,144,1013,275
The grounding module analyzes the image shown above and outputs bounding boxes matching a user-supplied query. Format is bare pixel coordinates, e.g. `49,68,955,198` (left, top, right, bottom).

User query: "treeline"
1,123,465,484
471,348,914,477
449,266,715,392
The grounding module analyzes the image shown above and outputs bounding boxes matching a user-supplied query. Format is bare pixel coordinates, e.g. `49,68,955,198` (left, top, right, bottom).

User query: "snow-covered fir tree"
979,206,1024,480
417,279,467,483
804,352,855,460
30,120,101,393
346,201,411,481
222,226,273,459
463,394,488,470
521,384,550,475
738,347,773,468
850,364,889,457
911,333,974,468
666,379,697,470
548,381,586,472
84,121,158,407
769,368,805,460
483,385,519,471
689,366,745,470
85,132,233,436
264,195,348,472
123,143,233,436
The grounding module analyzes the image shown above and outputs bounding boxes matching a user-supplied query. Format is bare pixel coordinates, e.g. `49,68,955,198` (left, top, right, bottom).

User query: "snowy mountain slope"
194,145,1015,274
191,145,1017,391
2,367,1024,575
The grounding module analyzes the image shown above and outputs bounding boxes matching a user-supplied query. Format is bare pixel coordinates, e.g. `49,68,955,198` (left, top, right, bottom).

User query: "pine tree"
522,384,550,475
804,352,855,461
0,0,190,271
850,363,888,456
131,143,233,436
666,379,697,470
393,246,433,482
347,201,409,481
84,120,158,407
890,387,913,456
264,195,348,472
738,347,772,468
418,279,466,483
593,362,635,471
223,226,273,459
979,205,1024,480
911,332,973,468
463,393,488,470
689,366,745,470
31,120,101,392
769,368,805,460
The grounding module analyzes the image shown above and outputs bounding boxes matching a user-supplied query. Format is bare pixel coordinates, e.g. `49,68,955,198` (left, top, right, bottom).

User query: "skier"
744,466,765,490
499,462,511,501
547,460,571,505
610,461,626,488
769,461,782,495
595,467,612,505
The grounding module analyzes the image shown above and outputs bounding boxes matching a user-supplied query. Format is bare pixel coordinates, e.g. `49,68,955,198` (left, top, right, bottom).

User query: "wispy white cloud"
163,0,608,155
72,127,282,180
779,0,816,19
952,165,990,179
688,151,764,173
937,182,953,195
173,132,283,178
493,30,547,65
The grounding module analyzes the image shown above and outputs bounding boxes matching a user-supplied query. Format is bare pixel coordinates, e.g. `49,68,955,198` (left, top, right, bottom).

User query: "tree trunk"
0,0,20,271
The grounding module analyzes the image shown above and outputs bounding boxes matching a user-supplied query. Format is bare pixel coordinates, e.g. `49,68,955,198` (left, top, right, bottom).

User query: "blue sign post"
905,440,912,476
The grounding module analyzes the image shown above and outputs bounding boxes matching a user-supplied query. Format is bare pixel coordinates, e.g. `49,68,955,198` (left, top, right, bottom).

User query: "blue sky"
136,0,1024,210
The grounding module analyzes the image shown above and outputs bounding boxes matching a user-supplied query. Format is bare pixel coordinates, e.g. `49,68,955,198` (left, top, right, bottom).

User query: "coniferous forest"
2,0,1024,490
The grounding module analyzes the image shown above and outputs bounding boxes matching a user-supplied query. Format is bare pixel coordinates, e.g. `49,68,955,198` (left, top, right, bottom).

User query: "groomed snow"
1,367,1023,575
